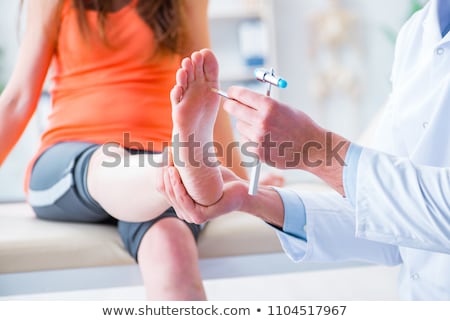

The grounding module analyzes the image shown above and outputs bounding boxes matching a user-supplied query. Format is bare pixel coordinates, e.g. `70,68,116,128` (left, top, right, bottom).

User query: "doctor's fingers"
222,99,259,125
158,166,179,210
163,167,198,223
235,120,269,147
167,168,211,224
224,101,280,132
227,86,271,112
155,148,174,197
222,87,274,122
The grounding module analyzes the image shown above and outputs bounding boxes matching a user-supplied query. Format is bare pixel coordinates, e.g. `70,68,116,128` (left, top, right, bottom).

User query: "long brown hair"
74,0,185,54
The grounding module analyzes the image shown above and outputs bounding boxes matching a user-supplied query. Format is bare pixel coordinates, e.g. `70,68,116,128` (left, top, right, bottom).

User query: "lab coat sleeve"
354,147,450,254
272,188,402,266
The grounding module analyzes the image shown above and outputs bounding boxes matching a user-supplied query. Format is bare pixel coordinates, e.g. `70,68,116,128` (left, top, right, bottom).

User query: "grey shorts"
28,141,201,261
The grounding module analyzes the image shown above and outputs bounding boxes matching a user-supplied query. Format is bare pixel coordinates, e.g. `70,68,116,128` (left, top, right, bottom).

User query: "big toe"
201,49,219,82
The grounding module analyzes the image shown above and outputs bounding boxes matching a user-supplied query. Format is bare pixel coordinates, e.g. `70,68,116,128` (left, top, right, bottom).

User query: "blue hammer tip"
278,79,288,88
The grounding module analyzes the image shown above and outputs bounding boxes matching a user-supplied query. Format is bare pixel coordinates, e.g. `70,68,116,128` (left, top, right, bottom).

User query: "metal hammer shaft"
248,68,287,196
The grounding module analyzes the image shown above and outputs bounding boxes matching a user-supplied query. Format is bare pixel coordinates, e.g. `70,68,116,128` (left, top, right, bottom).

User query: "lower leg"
137,218,206,300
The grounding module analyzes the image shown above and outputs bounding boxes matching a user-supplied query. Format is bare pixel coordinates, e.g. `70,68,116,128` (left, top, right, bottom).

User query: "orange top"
26,0,180,188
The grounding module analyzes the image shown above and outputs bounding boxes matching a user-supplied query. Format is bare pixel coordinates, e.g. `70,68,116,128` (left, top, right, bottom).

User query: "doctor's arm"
345,145,450,254
224,87,450,254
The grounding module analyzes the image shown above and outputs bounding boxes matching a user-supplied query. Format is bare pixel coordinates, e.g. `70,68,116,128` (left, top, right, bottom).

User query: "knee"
138,218,197,261
151,217,195,245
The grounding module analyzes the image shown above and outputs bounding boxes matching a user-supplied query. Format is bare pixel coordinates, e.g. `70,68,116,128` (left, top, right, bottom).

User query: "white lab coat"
276,1,450,300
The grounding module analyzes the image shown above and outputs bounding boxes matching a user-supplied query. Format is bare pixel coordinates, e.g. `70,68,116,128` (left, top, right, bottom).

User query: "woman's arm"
0,0,63,165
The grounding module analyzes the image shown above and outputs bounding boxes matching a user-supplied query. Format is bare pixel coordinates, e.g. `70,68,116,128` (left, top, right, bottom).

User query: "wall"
0,1,21,84
272,0,415,140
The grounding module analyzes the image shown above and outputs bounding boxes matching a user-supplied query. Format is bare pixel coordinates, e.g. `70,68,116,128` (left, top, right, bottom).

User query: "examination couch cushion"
0,203,283,274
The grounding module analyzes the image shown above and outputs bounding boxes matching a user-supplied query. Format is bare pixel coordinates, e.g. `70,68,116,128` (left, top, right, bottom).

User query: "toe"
201,49,219,83
181,57,194,84
170,85,184,105
176,68,188,91
191,51,205,81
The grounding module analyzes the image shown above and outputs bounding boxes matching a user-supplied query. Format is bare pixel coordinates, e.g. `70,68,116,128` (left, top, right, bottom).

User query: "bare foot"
170,49,223,206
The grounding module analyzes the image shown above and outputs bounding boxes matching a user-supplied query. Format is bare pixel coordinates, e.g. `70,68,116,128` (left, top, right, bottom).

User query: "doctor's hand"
158,165,248,224
259,170,285,187
223,86,351,195
223,86,320,171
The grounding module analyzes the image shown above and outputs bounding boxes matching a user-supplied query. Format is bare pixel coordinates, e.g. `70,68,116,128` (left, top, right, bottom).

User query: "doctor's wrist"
301,128,351,196
240,185,285,229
